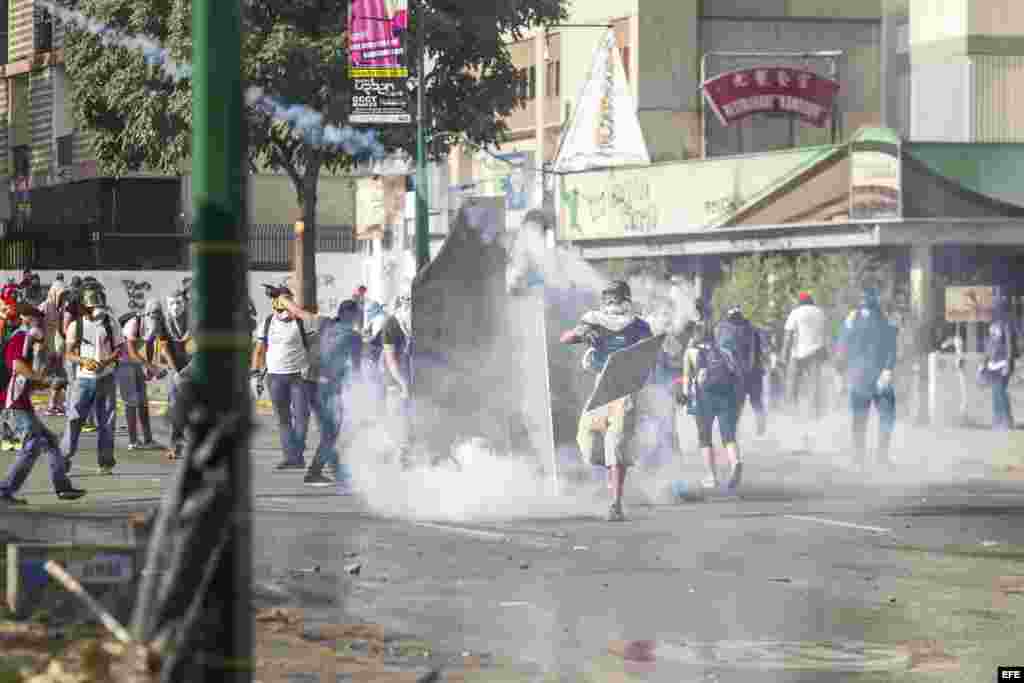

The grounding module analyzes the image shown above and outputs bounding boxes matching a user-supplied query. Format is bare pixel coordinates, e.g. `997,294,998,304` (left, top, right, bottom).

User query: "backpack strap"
262,314,310,353
262,314,272,346
296,318,309,353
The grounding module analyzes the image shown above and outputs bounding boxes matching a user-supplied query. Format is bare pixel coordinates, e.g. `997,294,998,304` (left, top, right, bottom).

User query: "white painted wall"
25,252,366,322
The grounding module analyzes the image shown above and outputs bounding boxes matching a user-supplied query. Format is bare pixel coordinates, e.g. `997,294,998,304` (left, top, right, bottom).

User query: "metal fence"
1,222,357,271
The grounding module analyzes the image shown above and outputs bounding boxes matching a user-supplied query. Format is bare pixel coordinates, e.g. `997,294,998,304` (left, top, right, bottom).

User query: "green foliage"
712,249,905,337
61,0,568,216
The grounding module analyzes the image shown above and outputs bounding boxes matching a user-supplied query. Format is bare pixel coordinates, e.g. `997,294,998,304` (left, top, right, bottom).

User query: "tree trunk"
293,161,321,310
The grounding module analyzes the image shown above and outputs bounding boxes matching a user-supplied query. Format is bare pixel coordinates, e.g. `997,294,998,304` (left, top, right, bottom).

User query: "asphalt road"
10,406,1024,681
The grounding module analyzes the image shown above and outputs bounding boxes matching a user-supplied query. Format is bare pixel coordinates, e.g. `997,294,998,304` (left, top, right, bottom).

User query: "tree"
61,0,567,304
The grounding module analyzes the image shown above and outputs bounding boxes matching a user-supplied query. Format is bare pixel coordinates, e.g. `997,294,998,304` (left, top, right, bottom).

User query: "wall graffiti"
121,279,153,312
577,176,659,236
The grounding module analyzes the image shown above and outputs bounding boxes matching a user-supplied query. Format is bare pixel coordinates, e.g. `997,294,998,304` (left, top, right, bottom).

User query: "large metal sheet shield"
584,334,666,413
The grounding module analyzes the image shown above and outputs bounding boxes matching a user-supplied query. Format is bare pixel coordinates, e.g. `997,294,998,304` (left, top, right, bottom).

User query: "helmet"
601,280,631,304
861,286,881,310
80,283,107,309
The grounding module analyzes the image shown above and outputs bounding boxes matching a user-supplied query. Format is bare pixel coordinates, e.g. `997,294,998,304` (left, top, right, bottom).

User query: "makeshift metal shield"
583,334,665,414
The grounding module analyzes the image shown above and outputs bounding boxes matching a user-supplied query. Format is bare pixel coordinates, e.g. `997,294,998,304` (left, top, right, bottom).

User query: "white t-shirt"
784,304,828,359
66,313,124,379
260,314,310,376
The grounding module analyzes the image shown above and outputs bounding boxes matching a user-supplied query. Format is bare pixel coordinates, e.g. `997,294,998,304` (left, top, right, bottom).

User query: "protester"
0,303,86,504
380,294,414,470
251,286,313,471
783,291,829,448
560,280,653,522
835,286,898,467
350,285,368,379
116,308,160,449
41,274,67,416
0,293,22,451
277,296,362,491
154,290,194,461
61,281,122,475
980,292,1017,431
716,304,766,436
674,319,744,492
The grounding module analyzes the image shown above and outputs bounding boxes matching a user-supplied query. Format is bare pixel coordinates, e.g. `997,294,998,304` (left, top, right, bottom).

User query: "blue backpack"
697,340,739,391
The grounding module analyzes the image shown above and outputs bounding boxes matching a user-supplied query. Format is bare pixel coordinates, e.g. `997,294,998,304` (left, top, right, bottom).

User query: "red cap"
354,285,367,296
799,291,812,303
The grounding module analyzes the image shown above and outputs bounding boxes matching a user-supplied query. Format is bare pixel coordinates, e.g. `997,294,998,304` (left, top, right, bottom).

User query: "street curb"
1,509,147,546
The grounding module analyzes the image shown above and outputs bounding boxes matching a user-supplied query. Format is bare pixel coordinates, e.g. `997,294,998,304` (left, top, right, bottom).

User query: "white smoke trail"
41,0,385,159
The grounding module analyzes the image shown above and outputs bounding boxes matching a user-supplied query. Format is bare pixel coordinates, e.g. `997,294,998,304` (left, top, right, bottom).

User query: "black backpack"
697,340,740,391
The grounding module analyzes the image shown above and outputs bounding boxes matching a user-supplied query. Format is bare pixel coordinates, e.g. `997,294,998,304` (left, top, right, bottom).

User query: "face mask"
167,298,186,319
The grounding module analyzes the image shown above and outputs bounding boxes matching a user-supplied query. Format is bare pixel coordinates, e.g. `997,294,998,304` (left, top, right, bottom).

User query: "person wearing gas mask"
560,280,653,522
716,303,766,436
0,304,86,504
61,281,123,475
251,286,314,471
835,285,898,468
153,291,194,461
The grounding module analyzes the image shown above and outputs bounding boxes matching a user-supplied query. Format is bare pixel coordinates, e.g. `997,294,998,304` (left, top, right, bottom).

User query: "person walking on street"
674,319,745,493
380,294,414,470
61,281,123,475
251,286,314,471
152,292,194,461
276,296,362,491
0,304,86,504
783,291,829,449
116,309,160,450
560,280,653,522
835,286,898,467
716,304,766,436
981,292,1017,431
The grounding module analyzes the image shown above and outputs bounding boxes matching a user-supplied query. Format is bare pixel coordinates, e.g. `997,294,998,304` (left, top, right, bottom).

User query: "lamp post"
415,0,430,272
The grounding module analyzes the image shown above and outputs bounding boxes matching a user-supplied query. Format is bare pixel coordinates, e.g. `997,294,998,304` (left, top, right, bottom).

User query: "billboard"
348,0,408,79
701,67,840,128
945,286,995,323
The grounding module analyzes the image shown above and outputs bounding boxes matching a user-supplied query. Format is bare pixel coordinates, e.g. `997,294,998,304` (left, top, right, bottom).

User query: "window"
546,60,560,97
12,145,30,178
33,7,52,52
57,134,73,167
516,66,536,102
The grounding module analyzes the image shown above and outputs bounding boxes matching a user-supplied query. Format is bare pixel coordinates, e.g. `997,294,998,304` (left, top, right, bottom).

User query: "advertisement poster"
348,0,408,79
850,128,902,220
701,67,840,128
553,29,649,173
350,77,411,124
945,286,995,323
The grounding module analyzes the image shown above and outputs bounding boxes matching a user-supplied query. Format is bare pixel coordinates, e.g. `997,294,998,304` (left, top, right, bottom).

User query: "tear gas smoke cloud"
41,0,385,159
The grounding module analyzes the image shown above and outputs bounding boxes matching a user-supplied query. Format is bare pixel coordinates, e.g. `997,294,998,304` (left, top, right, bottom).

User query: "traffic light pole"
415,0,430,272
192,0,252,678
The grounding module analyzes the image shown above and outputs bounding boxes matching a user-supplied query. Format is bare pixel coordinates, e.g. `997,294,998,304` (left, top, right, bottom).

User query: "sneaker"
701,475,718,490
98,466,115,476
304,471,333,487
0,494,28,505
126,442,141,451
56,487,87,501
726,462,744,491
82,424,98,433
274,460,306,471
607,502,626,522
0,439,19,452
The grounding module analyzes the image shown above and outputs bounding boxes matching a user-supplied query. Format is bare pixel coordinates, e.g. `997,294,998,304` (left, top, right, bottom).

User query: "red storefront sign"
701,67,840,128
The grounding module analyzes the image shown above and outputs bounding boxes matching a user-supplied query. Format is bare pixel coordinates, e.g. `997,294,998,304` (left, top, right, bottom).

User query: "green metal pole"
415,0,430,271
193,0,252,679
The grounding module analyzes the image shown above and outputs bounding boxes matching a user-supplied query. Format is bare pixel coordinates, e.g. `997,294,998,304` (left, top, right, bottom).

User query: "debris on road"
573,545,589,551
519,561,530,570
902,640,959,673
344,562,362,576
768,577,793,584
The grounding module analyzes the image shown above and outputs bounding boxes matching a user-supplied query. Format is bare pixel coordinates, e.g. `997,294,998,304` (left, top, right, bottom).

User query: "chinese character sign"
701,67,840,128
349,0,409,79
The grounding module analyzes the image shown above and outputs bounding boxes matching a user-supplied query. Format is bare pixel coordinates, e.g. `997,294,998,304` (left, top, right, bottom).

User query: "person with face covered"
152,291,194,461
560,280,653,522
251,286,315,471
835,285,898,467
0,304,86,504
61,281,123,475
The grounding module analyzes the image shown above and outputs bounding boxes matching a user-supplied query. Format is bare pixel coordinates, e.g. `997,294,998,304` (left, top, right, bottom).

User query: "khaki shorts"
576,395,637,468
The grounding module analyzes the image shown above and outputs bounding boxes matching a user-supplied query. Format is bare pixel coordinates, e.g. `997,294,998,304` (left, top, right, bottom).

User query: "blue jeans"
850,387,895,461
268,373,311,465
307,380,344,476
992,374,1013,430
0,409,74,495
62,373,118,469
